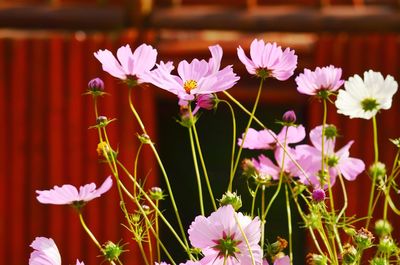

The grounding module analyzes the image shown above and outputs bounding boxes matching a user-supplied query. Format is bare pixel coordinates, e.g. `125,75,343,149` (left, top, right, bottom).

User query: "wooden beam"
0,4,125,30
147,5,400,32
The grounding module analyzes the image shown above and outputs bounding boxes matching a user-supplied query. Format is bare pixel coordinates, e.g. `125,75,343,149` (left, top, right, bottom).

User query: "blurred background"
1,0,400,264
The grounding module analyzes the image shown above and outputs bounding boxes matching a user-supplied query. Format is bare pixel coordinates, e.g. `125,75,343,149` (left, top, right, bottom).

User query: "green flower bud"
354,227,374,250
149,187,165,201
241,158,258,179
389,138,400,148
103,241,124,261
341,244,357,265
369,162,386,179
306,253,328,265
219,191,242,211
375,219,393,237
137,133,153,145
266,237,288,257
378,236,397,254
324,125,337,140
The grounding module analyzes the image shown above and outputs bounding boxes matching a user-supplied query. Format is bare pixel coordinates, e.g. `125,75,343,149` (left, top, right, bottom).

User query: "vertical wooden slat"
27,37,48,249
9,38,29,264
0,38,8,265
48,35,67,251
65,34,85,262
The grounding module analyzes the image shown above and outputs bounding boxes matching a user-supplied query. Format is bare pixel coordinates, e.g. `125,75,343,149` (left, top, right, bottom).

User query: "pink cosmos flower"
145,45,239,101
29,237,84,265
238,125,306,150
251,147,300,181
94,43,157,83
295,65,344,96
36,176,113,206
188,205,262,265
237,39,297,80
156,261,201,265
263,255,290,265
296,125,365,187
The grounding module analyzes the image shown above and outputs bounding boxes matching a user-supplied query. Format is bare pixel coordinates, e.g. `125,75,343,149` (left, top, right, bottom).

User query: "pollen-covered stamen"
212,232,242,258
183,80,198,93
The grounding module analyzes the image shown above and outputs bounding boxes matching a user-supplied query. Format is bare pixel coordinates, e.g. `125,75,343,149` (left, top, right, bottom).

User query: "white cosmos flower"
335,70,398,119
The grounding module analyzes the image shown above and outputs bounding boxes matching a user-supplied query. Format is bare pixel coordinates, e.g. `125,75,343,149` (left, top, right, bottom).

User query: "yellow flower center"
183,80,198,93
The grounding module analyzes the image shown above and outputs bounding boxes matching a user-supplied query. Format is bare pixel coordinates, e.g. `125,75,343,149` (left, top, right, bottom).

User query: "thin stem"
260,186,266,254
251,184,260,218
228,78,264,191
79,213,103,252
383,149,400,221
128,89,190,250
191,112,217,211
223,91,312,184
155,200,161,263
117,160,191,256
366,115,379,228
220,100,237,178
285,184,293,265
188,127,205,215
145,219,154,265
234,212,256,265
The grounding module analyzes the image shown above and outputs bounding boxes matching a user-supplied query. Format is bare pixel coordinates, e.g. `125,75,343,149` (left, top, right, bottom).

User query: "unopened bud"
96,116,108,125
267,237,288,257
282,110,296,124
324,125,337,140
87,78,105,97
370,257,389,265
149,187,165,201
375,219,393,237
306,253,328,265
103,241,124,261
312,188,326,203
141,204,151,215
354,228,374,249
369,162,386,179
378,236,397,254
341,244,357,265
241,159,257,178
219,191,242,211
196,94,218,110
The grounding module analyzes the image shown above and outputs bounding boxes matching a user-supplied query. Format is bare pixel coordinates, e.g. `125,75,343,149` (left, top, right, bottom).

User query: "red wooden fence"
0,31,158,264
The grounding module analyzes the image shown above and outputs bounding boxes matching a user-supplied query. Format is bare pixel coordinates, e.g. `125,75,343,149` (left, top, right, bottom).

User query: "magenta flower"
188,205,262,265
238,125,306,150
237,39,297,80
36,176,113,207
295,65,344,96
145,45,239,101
296,125,365,187
30,237,85,265
94,43,157,84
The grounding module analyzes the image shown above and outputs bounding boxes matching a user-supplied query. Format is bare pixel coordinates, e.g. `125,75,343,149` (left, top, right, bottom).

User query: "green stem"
117,160,191,257
263,130,288,220
155,200,161,263
79,213,103,252
128,89,190,250
191,113,217,211
223,91,312,184
220,100,237,179
366,115,379,228
250,184,260,218
260,186,266,254
285,184,293,265
383,150,400,221
228,78,264,191
188,127,205,215
234,212,256,265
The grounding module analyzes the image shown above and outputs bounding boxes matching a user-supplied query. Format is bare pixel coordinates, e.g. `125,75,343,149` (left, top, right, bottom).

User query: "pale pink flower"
29,237,61,265
36,176,113,206
145,45,239,101
94,43,157,83
29,237,84,265
155,261,201,265
188,205,262,265
263,255,290,265
237,39,297,80
238,125,306,150
295,65,344,96
296,125,365,186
